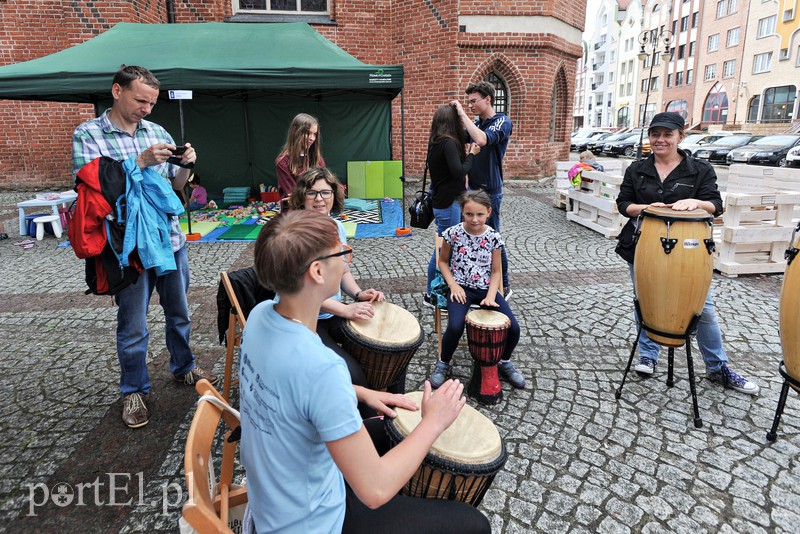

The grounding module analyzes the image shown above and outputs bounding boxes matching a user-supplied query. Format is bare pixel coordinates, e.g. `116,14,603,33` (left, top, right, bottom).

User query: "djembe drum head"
386,391,506,506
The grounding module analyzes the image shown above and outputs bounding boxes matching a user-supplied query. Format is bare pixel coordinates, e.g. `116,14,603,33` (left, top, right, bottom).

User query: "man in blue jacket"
72,65,218,429
452,81,513,297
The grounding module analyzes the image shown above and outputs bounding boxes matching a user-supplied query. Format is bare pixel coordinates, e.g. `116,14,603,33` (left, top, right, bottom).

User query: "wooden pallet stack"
714,165,800,277
565,161,631,239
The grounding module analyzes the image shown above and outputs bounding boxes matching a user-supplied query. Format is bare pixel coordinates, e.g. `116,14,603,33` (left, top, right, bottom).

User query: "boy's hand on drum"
362,390,418,419
346,302,374,320
449,285,466,304
358,288,385,302
420,380,466,433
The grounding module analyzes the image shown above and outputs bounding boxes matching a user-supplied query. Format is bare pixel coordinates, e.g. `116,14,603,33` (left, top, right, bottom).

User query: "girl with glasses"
289,168,392,395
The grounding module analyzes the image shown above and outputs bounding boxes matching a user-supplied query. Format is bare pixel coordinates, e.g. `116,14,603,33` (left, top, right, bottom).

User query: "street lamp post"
636,28,674,160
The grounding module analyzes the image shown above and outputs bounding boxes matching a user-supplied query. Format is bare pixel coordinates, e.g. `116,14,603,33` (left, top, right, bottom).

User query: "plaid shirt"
72,109,185,251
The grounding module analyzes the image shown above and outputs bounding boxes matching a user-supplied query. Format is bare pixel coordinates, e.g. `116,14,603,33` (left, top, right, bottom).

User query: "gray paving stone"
2,181,800,532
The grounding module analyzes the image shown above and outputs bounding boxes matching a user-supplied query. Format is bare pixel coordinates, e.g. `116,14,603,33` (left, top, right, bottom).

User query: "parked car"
785,145,800,168
726,134,800,167
586,131,638,153
678,133,732,157
570,129,612,151
573,132,613,152
601,132,642,157
693,135,763,164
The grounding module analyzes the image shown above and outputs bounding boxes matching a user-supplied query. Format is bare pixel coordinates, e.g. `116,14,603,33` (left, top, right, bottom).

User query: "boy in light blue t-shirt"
239,210,490,533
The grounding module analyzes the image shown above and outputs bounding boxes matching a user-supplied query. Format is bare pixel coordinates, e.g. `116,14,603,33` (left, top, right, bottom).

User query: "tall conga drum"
633,207,714,346
465,309,509,405
780,223,800,390
341,301,423,390
385,391,507,507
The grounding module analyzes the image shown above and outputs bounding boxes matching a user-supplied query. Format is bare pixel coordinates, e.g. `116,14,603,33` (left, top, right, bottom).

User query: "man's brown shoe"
174,365,219,387
122,392,149,428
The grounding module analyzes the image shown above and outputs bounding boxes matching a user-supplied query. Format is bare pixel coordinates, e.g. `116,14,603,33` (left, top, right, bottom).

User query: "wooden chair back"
182,379,247,534
220,271,246,402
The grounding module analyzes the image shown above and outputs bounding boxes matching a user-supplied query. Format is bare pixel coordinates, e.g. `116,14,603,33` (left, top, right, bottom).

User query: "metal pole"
178,99,193,236
636,57,655,161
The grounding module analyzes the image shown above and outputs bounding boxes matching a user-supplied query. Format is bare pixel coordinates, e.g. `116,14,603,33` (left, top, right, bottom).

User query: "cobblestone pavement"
0,182,798,533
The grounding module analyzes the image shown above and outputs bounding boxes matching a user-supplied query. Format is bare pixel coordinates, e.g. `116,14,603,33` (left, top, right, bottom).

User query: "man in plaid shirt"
72,65,218,429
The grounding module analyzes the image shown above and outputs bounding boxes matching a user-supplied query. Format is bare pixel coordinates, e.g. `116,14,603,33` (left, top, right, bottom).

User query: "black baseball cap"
649,112,685,131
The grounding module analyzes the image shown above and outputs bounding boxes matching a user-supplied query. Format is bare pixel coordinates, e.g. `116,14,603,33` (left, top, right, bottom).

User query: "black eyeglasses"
305,189,334,199
467,96,487,106
312,244,353,264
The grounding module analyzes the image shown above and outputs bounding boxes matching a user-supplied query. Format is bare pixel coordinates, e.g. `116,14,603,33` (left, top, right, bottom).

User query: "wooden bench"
566,169,629,239
714,164,800,277
554,159,629,211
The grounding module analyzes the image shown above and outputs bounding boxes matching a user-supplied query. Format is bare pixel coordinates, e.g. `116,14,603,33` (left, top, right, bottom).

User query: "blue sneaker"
498,360,526,389
707,364,760,395
634,357,656,376
429,361,451,389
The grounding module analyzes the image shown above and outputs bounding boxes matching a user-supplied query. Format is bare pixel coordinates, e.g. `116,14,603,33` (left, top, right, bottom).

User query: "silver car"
678,133,732,157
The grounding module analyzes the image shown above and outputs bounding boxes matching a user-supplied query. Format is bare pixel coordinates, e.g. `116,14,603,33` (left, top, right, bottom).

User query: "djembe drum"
341,301,423,390
633,207,714,346
465,309,510,405
385,391,507,507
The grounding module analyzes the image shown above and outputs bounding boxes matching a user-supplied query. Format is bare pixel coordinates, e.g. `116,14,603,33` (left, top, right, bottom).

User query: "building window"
678,45,686,59
676,71,684,85
717,0,726,18
757,15,777,38
753,52,773,74
727,27,740,47
797,45,800,67
680,16,689,32
667,99,689,119
642,79,650,92
640,103,656,126
762,85,797,122
708,34,720,52
687,69,693,84
723,60,736,78
235,0,328,14
667,74,673,87
702,83,729,123
692,12,699,28
689,41,696,57
484,72,509,115
705,64,717,80
651,77,659,91
728,0,738,14
748,96,760,122
618,107,630,127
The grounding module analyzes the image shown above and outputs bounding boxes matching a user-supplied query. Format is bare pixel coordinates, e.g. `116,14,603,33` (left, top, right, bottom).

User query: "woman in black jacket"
424,104,481,305
616,112,758,395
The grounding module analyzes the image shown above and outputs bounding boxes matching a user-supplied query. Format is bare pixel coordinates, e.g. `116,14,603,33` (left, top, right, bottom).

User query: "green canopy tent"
0,22,405,198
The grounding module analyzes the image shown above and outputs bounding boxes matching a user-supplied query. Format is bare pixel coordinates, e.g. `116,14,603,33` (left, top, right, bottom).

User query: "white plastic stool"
33,215,63,240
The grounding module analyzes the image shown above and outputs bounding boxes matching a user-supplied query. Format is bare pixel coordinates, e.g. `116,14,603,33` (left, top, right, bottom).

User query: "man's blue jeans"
487,191,509,288
115,245,195,395
427,201,462,293
628,263,727,371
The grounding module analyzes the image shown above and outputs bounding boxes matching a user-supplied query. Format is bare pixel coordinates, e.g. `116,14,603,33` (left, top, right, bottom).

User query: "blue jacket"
121,157,185,275
467,113,512,194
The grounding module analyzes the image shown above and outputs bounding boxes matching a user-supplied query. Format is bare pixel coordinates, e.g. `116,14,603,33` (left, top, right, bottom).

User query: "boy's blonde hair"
579,150,595,160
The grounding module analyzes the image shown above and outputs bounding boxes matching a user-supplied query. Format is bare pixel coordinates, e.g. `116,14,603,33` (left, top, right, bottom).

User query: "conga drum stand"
766,362,800,442
616,298,704,428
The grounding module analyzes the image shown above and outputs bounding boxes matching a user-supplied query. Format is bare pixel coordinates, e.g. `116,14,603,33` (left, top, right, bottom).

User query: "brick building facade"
0,1,585,190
